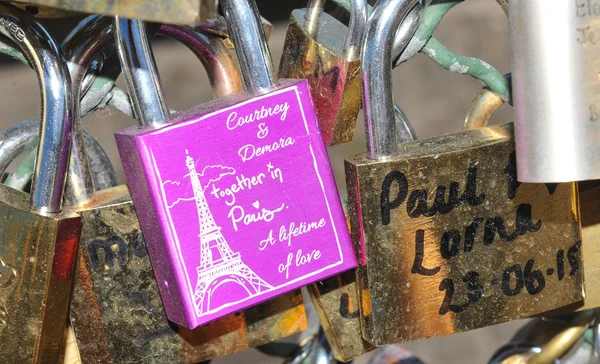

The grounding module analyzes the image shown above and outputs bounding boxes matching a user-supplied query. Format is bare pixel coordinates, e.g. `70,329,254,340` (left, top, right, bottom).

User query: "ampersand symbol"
257,123,269,139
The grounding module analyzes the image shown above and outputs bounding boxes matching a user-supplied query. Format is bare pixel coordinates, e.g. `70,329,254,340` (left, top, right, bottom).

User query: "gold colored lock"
346,0,584,345
9,0,216,24
0,4,82,362
278,0,366,145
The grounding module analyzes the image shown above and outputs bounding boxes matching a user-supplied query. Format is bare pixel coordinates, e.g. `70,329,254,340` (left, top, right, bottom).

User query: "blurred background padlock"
0,0,520,363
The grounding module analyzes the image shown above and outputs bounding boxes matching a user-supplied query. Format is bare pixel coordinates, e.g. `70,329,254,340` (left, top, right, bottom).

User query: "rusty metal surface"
279,9,361,146
346,123,584,345
0,184,81,362
8,0,203,25
70,185,307,363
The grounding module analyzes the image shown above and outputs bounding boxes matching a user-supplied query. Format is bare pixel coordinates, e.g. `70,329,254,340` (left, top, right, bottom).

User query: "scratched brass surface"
0,184,81,362
9,0,202,25
279,9,361,146
70,185,307,363
345,123,583,345
309,271,373,362
576,186,600,311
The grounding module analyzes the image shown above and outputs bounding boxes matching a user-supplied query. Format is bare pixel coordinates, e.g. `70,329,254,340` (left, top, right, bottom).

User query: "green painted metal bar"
332,0,510,100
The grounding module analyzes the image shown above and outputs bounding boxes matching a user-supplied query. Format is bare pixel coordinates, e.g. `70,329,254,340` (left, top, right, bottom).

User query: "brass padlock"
8,0,212,25
278,0,367,145
346,0,584,345
61,17,306,362
0,4,81,362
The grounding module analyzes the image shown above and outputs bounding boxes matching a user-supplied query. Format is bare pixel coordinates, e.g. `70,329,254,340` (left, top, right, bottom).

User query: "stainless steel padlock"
60,16,306,362
0,4,81,362
509,0,600,182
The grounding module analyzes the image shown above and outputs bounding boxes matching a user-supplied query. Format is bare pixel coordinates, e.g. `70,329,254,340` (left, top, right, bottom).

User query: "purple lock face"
115,80,357,328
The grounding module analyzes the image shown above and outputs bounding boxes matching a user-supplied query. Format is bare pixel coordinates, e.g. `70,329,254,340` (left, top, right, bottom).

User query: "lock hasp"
115,79,357,329
346,123,584,345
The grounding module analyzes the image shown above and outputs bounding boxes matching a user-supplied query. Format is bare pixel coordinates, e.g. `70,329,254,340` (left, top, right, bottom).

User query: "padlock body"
346,123,584,345
70,185,307,362
0,185,81,362
309,271,373,362
509,0,600,182
115,79,356,329
9,0,204,25
279,9,361,146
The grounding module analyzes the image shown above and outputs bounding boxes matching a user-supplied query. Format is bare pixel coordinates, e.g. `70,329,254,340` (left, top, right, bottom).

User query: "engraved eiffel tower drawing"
186,151,273,315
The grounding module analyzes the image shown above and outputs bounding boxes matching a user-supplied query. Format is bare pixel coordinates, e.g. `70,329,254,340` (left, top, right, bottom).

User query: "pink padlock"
114,0,356,329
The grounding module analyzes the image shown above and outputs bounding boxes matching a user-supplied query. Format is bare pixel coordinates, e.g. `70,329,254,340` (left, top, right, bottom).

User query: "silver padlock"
509,0,600,182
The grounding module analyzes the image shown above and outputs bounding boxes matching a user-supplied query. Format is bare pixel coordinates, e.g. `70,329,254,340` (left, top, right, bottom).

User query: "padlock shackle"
62,15,246,202
463,88,506,131
391,3,422,64
62,16,115,207
62,16,111,98
304,0,324,38
0,119,116,191
305,0,367,61
0,120,39,176
0,4,73,213
221,0,276,94
115,17,170,128
362,0,418,160
160,24,245,98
